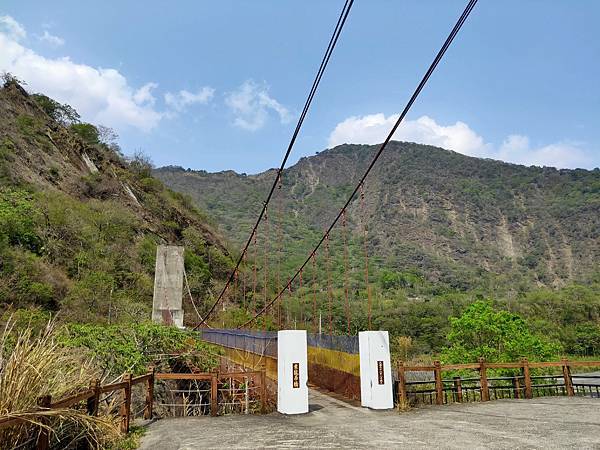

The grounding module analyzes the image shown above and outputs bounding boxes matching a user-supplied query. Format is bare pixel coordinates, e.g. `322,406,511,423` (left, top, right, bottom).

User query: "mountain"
155,141,600,294
0,78,232,324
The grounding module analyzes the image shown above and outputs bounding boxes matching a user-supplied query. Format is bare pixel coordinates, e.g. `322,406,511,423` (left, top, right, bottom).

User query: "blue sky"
1,1,599,172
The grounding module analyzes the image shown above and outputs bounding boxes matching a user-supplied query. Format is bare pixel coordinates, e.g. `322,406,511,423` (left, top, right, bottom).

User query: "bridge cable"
239,0,479,330
183,266,212,329
194,0,355,328
312,253,318,333
252,230,258,316
360,182,372,329
241,252,247,311
276,174,283,329
342,210,351,334
325,234,333,335
299,268,304,327
263,209,270,331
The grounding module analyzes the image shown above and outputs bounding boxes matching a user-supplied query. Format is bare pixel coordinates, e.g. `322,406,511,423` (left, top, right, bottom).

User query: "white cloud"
497,135,592,169
327,113,596,169
164,87,214,112
133,82,158,105
328,114,489,156
225,80,292,131
0,16,162,131
38,30,65,47
0,15,26,40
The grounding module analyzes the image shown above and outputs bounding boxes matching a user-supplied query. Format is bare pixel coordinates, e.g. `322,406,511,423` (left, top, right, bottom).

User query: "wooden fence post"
210,372,218,417
453,376,463,403
513,376,521,399
120,373,132,433
433,360,444,405
397,361,407,406
522,358,532,399
144,368,155,420
562,359,574,397
259,369,267,414
87,379,100,416
36,394,51,450
479,358,489,402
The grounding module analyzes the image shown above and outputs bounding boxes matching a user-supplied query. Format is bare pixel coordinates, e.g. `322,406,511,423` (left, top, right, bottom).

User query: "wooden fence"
0,369,267,450
397,358,600,406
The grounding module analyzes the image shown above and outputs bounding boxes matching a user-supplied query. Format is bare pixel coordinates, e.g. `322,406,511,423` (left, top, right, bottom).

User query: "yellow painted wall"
307,346,360,376
219,345,360,378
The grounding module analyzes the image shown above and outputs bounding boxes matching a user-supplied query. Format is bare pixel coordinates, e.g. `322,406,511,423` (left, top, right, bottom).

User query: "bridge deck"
139,394,600,449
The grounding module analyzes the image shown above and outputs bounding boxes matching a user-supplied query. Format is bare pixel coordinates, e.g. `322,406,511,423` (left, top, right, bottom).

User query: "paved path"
140,389,600,449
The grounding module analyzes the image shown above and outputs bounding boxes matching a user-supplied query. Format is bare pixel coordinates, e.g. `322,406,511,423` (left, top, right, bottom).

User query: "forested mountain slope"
156,142,600,293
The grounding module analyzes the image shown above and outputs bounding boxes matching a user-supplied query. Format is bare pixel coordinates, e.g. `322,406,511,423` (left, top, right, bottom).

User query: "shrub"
441,301,561,363
70,123,100,145
59,322,223,377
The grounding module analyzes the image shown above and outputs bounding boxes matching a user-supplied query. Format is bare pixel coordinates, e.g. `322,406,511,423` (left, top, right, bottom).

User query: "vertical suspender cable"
360,182,372,329
312,253,318,333
325,234,333,335
342,210,351,334
263,209,269,331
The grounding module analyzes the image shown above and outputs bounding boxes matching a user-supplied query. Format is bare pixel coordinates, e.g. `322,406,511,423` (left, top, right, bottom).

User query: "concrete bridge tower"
152,245,185,327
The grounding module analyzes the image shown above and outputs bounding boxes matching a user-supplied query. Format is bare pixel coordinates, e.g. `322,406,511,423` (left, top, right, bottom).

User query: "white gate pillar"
359,330,394,409
277,330,308,414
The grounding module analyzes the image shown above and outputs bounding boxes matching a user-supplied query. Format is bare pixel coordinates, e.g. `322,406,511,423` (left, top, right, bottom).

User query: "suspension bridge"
153,0,474,409
141,0,600,447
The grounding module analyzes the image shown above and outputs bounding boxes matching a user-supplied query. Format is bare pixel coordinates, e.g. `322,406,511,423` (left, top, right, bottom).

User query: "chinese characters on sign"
292,362,300,388
377,360,384,385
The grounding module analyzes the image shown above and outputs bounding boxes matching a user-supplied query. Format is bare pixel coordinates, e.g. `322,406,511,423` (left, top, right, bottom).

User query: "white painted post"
277,330,308,414
359,330,394,409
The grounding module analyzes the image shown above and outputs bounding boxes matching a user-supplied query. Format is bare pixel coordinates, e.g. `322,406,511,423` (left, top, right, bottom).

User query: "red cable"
252,230,257,316
360,183,372,329
312,253,318,333
299,268,304,327
342,210,351,334
325,234,333,336
263,209,269,332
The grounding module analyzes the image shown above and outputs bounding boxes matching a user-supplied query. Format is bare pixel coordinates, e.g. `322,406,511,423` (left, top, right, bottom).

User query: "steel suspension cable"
194,0,354,328
239,0,479,329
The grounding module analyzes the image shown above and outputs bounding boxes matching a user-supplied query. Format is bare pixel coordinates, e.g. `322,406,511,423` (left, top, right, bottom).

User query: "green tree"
70,123,99,145
31,94,80,126
441,301,561,363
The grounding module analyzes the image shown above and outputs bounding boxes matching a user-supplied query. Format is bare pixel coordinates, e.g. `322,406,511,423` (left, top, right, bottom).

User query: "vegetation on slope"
0,75,234,326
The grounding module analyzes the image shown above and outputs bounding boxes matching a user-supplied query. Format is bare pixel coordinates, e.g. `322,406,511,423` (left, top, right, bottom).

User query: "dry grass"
0,317,120,449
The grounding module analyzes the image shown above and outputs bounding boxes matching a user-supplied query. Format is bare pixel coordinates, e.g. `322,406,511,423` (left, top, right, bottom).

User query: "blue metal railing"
199,329,360,357
200,329,278,357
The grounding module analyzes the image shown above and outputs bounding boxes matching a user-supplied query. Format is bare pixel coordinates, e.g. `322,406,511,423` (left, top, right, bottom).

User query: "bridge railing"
397,358,600,407
199,328,361,356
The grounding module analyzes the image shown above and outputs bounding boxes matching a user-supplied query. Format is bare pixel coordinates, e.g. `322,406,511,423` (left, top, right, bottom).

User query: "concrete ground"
139,388,600,449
